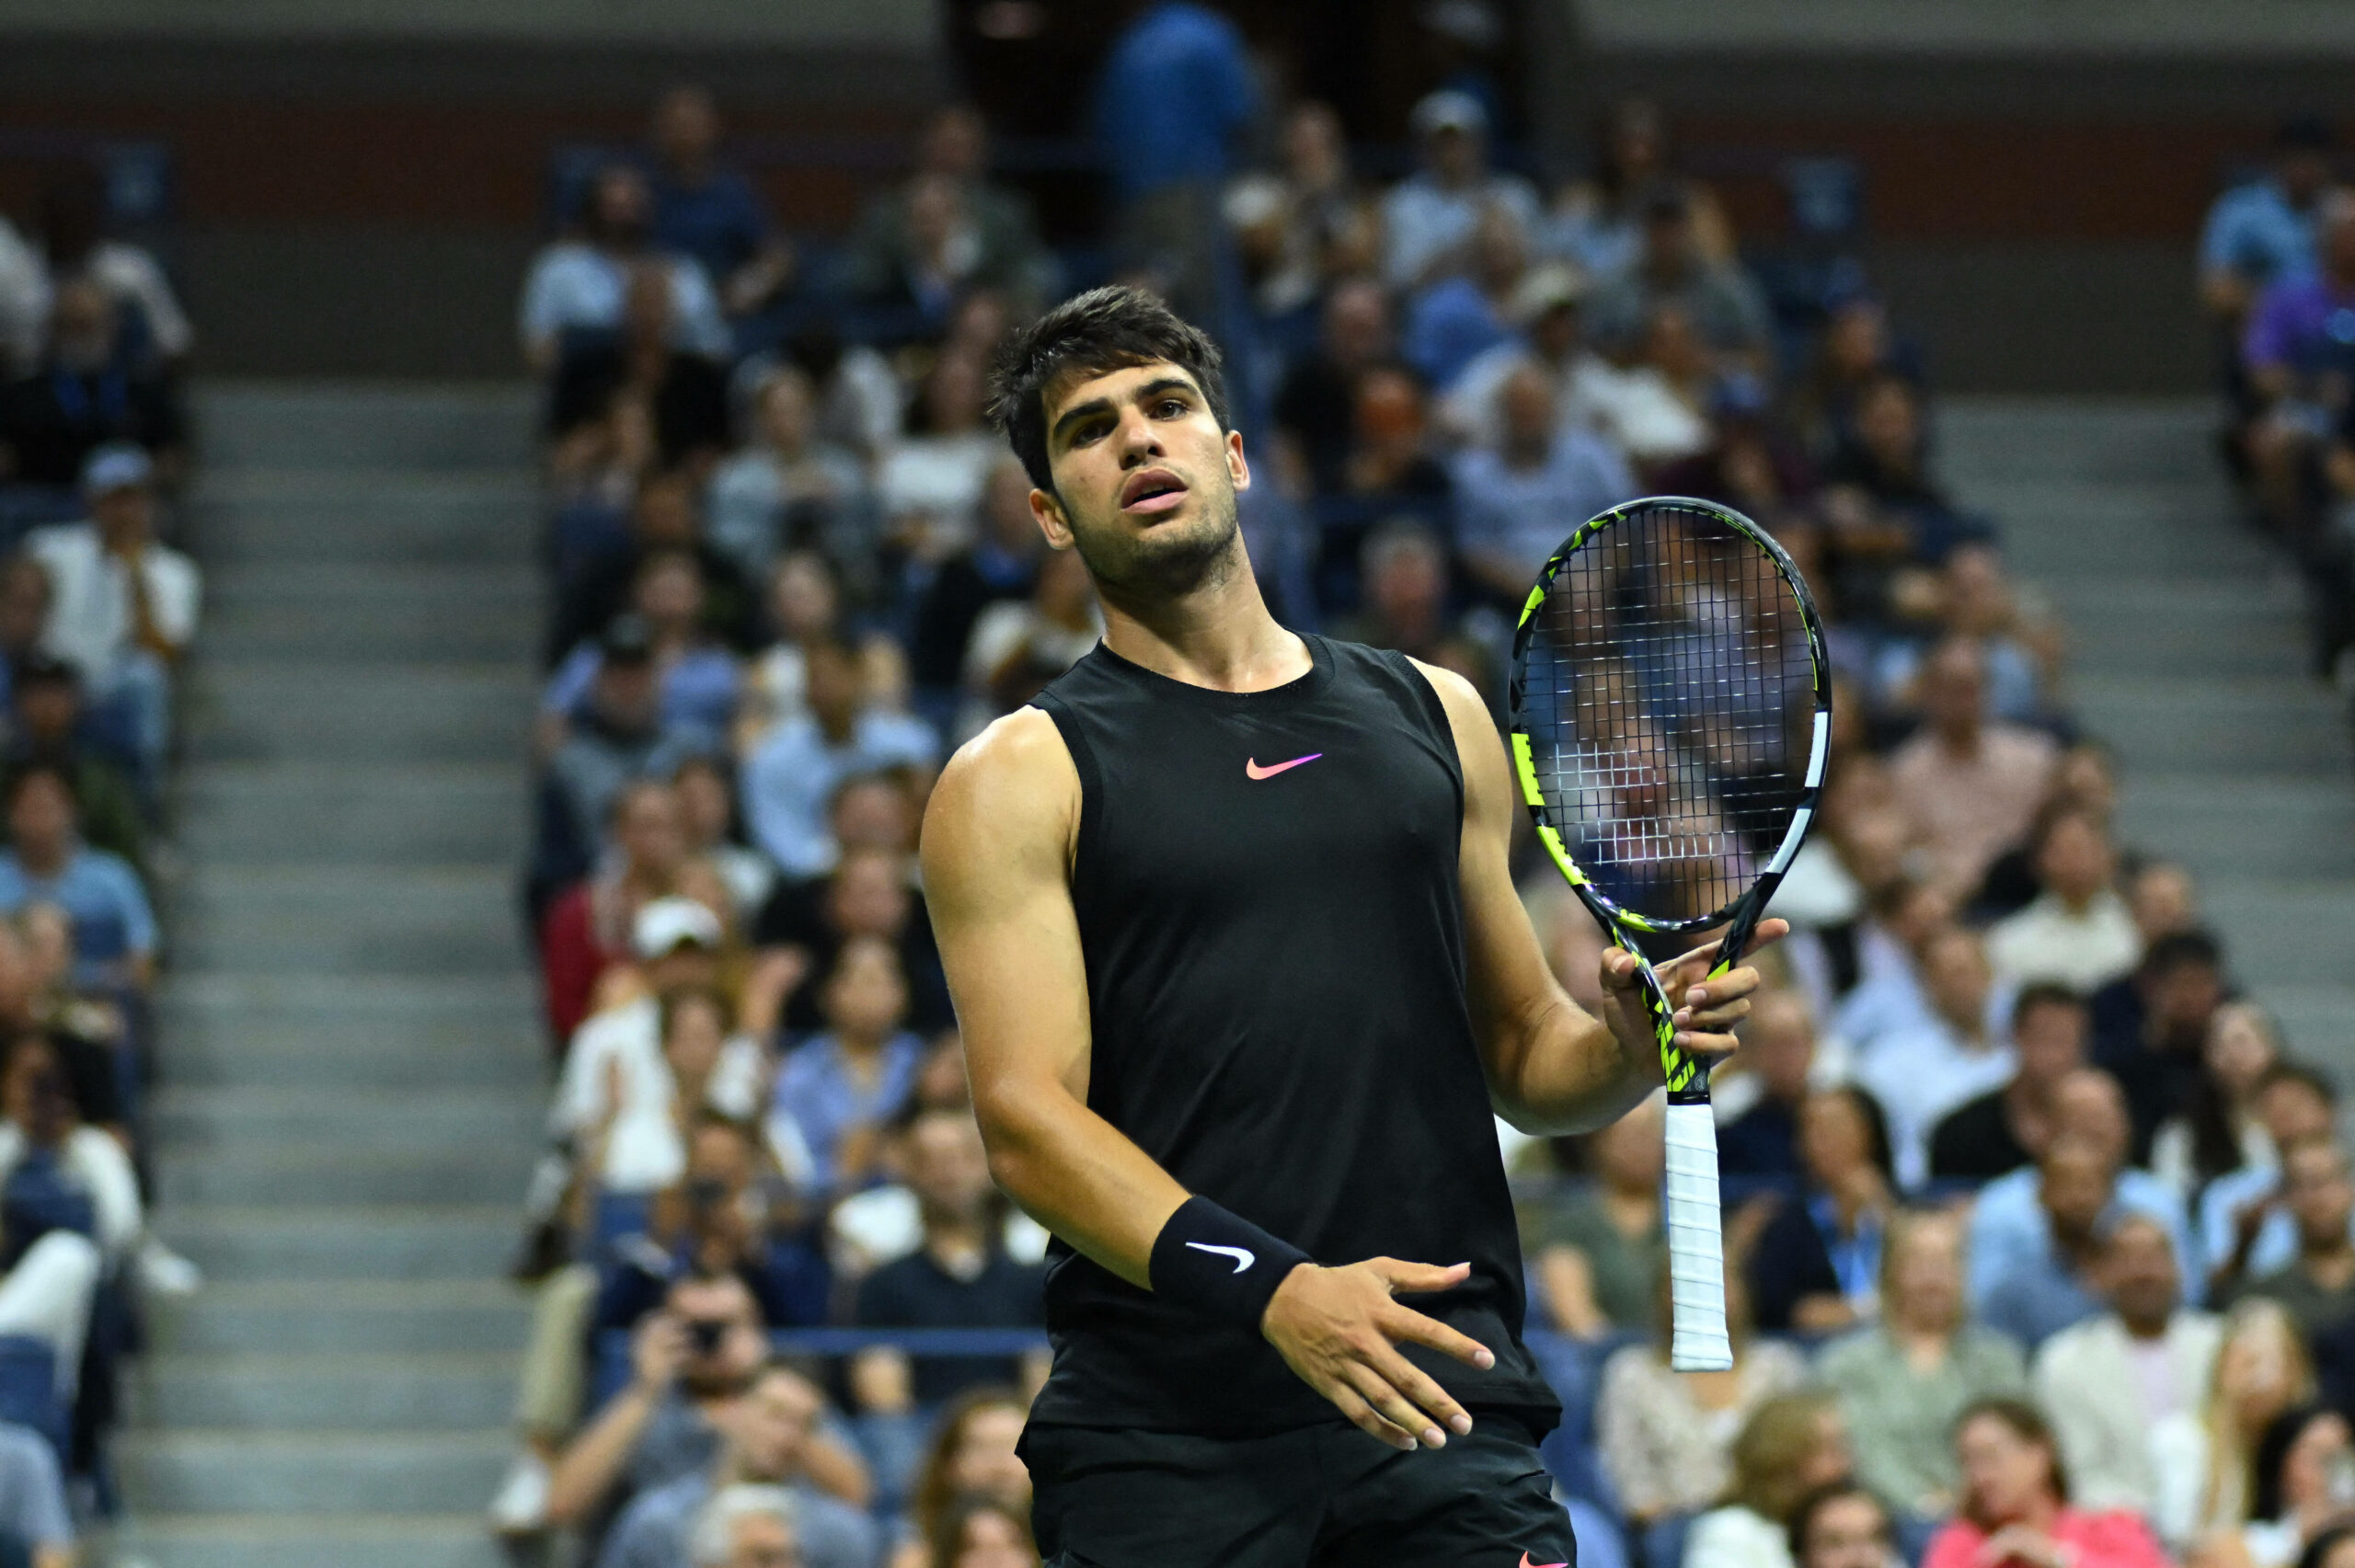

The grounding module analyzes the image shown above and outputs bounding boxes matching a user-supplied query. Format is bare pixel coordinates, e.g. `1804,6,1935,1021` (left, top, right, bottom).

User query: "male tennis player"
922,286,1783,1566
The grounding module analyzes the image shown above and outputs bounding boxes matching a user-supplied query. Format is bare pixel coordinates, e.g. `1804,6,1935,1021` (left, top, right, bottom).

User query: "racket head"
1507,496,1832,1094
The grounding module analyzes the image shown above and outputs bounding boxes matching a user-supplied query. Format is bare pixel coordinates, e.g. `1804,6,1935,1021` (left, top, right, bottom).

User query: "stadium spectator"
706,366,870,586
1381,89,1541,291
521,163,729,372
879,350,998,568
1788,293,1916,466
2097,930,2231,1159
1816,1209,2028,1524
1438,262,1622,452
1786,1482,1896,1568
2148,1299,2318,1551
689,1482,805,1568
1597,1266,1807,1523
2230,1405,2355,1568
1854,924,2015,1187
548,263,732,470
892,1386,1031,1568
1929,985,2090,1183
2200,117,2336,328
1334,520,1491,694
546,553,741,747
25,442,198,787
2034,1213,2222,1516
1451,361,1636,601
0,1038,103,1396
846,106,1050,329
2151,1001,2284,1205
1683,1392,1853,1568
1923,1400,2170,1568
1544,96,1738,280
548,468,762,669
1586,184,1773,376
0,765,155,991
1533,1092,1666,1339
2225,1139,2355,1340
748,828,948,1040
0,1417,73,1568
1746,1085,1894,1334
1971,1069,2197,1338
2202,1061,2338,1299
1092,0,1255,322
0,215,43,376
741,639,936,879
1224,100,1377,326
1984,807,2141,994
1717,991,1817,1178
0,914,121,1141
645,85,795,319
599,1359,881,1568
1273,277,1396,500
1888,637,2059,898
927,1494,1040,1568
1401,203,1529,392
2127,858,2201,948
911,458,1043,716
0,280,186,490
954,546,1099,739
0,556,51,710
2241,194,2355,532
4,655,147,885
770,937,925,1199
1650,375,1820,539
30,164,191,366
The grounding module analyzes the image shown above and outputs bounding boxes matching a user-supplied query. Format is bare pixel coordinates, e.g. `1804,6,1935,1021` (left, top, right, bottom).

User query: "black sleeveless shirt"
1027,634,1558,1436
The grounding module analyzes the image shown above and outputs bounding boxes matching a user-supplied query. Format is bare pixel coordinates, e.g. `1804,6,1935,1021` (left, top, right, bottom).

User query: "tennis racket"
1507,496,1831,1371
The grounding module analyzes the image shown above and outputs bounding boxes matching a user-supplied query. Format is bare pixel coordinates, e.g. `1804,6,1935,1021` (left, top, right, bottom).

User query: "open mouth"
1119,468,1189,515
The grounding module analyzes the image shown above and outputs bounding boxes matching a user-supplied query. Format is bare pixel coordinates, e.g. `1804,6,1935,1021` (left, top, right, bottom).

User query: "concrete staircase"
116,384,545,1567
1940,398,2355,1072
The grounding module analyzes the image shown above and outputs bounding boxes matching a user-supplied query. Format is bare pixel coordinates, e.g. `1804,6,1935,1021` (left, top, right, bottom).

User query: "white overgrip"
1662,1100,1733,1372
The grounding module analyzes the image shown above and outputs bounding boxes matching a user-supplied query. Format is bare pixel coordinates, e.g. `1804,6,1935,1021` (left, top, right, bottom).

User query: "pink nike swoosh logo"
1519,1555,1568,1568
1245,753,1322,780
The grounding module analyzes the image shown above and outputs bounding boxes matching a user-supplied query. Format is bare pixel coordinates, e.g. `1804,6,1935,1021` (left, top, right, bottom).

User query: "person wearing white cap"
547,895,763,1196
22,441,199,789
1380,88,1540,291
1436,260,1631,454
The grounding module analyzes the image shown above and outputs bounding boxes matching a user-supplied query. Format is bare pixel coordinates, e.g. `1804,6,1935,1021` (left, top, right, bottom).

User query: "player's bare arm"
1412,660,1786,1134
927,698,1496,1454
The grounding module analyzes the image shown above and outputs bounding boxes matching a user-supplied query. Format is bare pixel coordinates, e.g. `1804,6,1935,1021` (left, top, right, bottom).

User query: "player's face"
1032,361,1251,601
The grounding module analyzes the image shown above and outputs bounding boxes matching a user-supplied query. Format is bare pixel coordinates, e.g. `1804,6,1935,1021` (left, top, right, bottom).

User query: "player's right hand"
1259,1257,1497,1452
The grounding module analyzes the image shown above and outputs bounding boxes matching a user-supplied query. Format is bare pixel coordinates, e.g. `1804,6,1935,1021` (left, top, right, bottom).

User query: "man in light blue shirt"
1382,91,1541,291
520,164,730,371
2200,1061,2338,1293
741,640,937,879
0,764,155,990
1450,362,1634,602
2200,116,2335,324
1970,1069,2200,1334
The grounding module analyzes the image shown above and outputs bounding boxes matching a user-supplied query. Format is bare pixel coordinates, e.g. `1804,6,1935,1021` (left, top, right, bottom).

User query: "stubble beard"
1067,476,1244,606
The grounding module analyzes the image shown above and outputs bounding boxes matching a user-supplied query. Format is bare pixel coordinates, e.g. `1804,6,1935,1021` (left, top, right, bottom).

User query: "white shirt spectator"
877,431,999,560
1381,174,1541,289
519,244,729,361
25,523,200,683
1985,889,2142,994
1854,1014,2016,1189
1440,340,1629,452
1586,361,1712,465
828,1185,1051,1278
1683,1504,1793,1568
705,443,867,581
550,998,764,1194
2035,1308,2222,1516
1451,429,1636,588
0,1122,142,1264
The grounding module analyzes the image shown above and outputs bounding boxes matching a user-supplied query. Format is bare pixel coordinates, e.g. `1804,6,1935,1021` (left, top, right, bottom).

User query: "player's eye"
1154,397,1188,418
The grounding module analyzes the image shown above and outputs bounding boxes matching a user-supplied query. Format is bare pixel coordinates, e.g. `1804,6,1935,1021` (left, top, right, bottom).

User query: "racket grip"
1663,1101,1734,1372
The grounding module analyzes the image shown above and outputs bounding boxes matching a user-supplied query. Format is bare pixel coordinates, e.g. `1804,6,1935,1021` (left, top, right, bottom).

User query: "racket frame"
1505,495,1832,1370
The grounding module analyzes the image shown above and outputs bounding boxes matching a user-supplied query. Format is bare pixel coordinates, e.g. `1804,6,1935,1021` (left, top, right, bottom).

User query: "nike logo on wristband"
1185,1242,1255,1273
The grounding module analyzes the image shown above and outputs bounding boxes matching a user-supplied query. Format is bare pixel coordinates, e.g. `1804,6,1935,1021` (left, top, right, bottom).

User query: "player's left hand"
1597,918,1788,1072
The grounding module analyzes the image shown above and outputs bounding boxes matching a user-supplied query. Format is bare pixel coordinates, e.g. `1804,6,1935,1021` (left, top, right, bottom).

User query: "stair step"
155,1143,536,1207
2069,674,2351,774
186,470,538,567
148,1282,529,1356
150,1088,542,1152
113,1512,511,1568
187,661,534,764
2118,777,2355,881
132,1352,518,1432
2199,882,2355,989
158,1206,515,1283
118,1428,511,1514
193,381,537,468
164,864,527,975
178,763,529,864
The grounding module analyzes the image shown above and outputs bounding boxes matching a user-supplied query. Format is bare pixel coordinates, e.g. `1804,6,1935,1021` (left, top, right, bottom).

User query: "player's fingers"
1681,995,1753,1033
1367,1257,1472,1295
1379,1301,1498,1371
1326,1374,1419,1451
1598,947,1644,991
1361,1336,1474,1438
1740,918,1790,956
1340,1360,1445,1451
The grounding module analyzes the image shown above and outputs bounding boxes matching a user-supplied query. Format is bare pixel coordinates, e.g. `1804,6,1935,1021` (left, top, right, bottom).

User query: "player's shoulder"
925,705,1080,855
1397,653,1495,731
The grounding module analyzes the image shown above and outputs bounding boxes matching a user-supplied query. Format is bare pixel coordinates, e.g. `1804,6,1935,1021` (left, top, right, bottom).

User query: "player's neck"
1097,557,1309,695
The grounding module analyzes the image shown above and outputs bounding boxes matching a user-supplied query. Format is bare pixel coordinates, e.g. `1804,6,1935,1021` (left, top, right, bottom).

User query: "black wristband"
1148,1196,1314,1329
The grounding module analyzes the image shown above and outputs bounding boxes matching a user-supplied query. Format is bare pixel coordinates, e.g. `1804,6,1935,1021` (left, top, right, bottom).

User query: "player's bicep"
919,709,1095,1118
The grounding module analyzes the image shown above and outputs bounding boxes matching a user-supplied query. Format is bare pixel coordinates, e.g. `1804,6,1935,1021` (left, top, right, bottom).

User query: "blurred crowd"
0,154,201,1565
0,6,2231,1567
2206,114,2355,710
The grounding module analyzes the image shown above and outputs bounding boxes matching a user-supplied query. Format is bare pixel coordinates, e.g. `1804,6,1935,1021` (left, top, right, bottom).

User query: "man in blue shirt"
0,763,155,990
645,85,795,318
1450,362,1635,601
1093,1,1257,323
741,639,937,878
2200,115,2335,327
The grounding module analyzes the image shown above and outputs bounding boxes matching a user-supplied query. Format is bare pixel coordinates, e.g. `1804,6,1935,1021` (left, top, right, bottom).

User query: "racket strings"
1524,504,1810,922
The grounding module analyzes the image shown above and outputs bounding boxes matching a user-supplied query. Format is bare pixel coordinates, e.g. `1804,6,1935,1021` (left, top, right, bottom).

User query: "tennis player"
922,286,1784,1566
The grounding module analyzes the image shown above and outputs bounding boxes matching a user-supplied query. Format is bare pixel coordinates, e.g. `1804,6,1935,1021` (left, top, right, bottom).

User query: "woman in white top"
2154,1001,2285,1204
2153,1300,2321,1555
1684,1392,1855,1568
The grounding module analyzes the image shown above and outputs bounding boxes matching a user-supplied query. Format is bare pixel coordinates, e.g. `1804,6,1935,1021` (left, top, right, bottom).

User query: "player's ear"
1224,429,1251,494
1029,486,1075,550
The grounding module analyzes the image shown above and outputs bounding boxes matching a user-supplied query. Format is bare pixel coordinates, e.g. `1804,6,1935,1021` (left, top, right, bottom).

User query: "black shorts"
1021,1413,1578,1568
